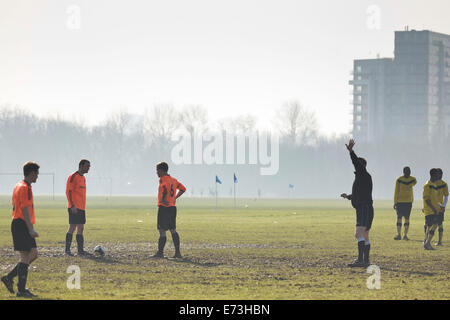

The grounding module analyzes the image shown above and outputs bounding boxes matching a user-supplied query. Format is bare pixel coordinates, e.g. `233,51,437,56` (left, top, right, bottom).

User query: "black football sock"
17,262,29,292
404,220,410,236
76,234,84,253
357,239,365,262
158,236,167,253
65,233,73,252
426,226,437,244
396,221,402,236
364,242,371,264
438,226,443,242
7,263,19,280
172,232,180,253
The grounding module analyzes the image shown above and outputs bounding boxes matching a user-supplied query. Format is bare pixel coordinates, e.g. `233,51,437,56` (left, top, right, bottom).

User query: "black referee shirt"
349,150,373,208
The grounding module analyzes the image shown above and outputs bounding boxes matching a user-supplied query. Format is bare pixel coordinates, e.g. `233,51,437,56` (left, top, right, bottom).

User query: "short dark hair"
156,162,169,172
23,162,40,177
79,159,90,167
430,168,439,177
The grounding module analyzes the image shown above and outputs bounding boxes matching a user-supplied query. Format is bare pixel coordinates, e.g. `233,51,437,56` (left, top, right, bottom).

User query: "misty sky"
1,0,449,135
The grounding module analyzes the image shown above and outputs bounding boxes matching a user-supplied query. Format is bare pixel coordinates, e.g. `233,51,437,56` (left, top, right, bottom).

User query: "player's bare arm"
426,199,438,214
394,182,398,209
439,196,448,213
175,190,185,200
68,190,78,214
22,206,38,238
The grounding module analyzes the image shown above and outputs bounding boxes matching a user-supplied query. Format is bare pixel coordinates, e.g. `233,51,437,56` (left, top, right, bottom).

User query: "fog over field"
0,105,448,200
1,1,449,199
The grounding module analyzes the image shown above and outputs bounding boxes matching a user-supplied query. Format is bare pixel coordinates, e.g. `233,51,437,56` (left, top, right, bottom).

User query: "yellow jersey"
394,175,417,204
423,180,445,215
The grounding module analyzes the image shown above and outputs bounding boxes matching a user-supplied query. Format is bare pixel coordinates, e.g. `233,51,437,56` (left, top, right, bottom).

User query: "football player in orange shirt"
65,159,90,256
153,162,186,259
1,162,40,298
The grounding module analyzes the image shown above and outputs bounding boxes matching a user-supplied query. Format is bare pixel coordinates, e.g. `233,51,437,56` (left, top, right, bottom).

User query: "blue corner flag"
216,175,222,184
289,184,294,189
234,173,238,183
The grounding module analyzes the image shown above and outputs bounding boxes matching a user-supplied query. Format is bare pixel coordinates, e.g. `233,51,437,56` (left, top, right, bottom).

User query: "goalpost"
0,173,113,200
0,172,55,200
88,177,113,200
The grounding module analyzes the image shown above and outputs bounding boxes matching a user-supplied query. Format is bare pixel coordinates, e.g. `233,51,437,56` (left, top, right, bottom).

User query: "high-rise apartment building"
350,29,450,143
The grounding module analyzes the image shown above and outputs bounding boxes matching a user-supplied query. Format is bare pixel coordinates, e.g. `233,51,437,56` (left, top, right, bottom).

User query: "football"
94,245,105,256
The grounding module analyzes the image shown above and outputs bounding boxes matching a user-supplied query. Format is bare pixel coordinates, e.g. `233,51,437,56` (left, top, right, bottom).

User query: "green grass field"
0,196,449,300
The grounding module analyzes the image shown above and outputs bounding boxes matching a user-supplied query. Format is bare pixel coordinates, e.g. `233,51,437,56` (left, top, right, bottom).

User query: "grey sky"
1,0,449,135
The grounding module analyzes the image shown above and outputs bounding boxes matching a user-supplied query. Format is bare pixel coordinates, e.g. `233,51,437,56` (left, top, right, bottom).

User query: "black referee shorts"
68,208,86,225
157,206,177,230
355,203,374,230
11,218,37,252
396,202,412,219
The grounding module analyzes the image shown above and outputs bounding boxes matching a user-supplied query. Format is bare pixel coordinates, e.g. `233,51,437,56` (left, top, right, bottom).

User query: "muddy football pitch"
0,196,449,300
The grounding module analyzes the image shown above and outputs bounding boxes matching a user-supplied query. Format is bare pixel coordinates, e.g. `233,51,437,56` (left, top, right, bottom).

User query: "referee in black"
340,139,374,268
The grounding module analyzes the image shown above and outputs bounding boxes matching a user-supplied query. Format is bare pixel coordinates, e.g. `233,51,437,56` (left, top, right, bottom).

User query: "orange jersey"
157,175,186,207
66,172,87,210
12,180,36,224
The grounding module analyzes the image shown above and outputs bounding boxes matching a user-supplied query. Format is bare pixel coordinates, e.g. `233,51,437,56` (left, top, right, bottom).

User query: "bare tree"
105,108,132,187
274,101,319,146
217,114,257,134
143,104,180,156
179,105,209,136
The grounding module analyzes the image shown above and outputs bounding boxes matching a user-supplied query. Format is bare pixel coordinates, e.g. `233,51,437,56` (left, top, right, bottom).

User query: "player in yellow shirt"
423,169,444,250
435,169,448,246
393,167,417,240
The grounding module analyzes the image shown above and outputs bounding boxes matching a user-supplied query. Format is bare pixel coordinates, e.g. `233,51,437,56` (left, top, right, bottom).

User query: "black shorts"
11,219,37,252
396,202,412,219
425,213,444,227
68,209,86,225
157,206,177,230
355,204,374,230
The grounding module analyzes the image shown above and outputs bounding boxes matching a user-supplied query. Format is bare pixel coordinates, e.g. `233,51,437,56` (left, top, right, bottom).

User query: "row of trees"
1,102,448,199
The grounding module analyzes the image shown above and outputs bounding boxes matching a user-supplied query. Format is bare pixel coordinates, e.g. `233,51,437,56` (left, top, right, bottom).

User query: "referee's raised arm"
346,139,365,173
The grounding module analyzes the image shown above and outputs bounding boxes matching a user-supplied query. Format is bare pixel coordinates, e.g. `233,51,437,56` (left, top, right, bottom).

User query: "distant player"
422,168,446,250
434,168,448,246
153,162,186,259
393,167,417,240
1,162,40,297
65,159,90,256
340,139,374,268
